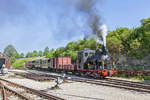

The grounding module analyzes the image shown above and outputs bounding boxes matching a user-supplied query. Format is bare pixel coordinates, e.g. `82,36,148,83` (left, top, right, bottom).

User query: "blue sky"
0,0,150,54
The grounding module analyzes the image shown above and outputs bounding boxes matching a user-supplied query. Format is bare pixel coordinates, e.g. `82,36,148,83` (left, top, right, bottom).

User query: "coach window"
90,52,94,56
85,53,88,57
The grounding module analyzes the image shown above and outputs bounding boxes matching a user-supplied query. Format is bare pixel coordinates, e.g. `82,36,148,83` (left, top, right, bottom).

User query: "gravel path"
2,70,150,100
47,82,150,100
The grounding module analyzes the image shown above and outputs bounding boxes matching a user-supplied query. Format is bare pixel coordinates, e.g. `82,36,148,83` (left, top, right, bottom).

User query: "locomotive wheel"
93,72,99,79
100,75,105,79
94,74,98,79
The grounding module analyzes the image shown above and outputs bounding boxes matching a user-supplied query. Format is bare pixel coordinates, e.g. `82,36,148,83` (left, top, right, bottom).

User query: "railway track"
15,73,55,81
106,77,150,85
69,77,150,93
32,71,150,93
0,78,65,100
14,71,150,94
0,81,29,100
0,82,7,100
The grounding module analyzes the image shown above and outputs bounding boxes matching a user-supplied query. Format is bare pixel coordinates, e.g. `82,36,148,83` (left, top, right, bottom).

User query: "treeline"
107,17,150,58
46,38,102,63
26,38,101,63
3,38,101,64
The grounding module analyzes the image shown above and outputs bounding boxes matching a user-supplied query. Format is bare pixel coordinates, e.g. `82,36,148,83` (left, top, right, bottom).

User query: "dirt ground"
1,69,150,100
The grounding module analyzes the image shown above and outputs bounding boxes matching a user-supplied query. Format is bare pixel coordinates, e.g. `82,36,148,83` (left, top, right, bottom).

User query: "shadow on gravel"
143,80,150,84
47,91,104,100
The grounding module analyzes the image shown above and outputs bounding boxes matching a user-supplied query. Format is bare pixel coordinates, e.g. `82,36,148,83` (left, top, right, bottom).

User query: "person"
1,64,5,75
62,73,66,78
102,61,104,69
88,63,90,69
62,73,66,82
1,64,8,75
98,65,102,70
112,61,116,69
2,64,5,68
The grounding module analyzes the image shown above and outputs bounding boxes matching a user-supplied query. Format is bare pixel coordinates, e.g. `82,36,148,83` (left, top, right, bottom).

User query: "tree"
3,45,18,58
66,42,76,51
38,50,43,57
141,17,150,30
43,46,49,56
53,47,65,57
31,50,38,57
26,52,32,58
10,56,16,64
107,27,131,56
85,38,101,50
46,49,55,58
76,39,86,50
107,36,124,57
106,17,150,59
65,50,77,63
20,53,24,58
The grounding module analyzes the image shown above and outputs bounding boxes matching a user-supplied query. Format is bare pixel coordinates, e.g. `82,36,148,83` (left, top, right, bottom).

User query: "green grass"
117,73,150,81
12,58,36,69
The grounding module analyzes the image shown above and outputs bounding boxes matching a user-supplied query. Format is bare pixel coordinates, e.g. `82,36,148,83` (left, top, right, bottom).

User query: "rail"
0,78,65,100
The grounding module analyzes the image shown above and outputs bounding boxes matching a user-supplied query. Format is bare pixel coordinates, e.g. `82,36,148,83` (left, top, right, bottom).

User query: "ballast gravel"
1,70,150,100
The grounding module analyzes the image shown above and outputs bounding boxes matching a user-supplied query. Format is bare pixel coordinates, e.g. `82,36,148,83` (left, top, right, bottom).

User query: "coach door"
0,58,5,69
48,59,50,69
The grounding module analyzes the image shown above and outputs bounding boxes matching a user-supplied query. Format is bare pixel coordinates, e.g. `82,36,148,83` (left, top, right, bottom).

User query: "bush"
12,58,35,69
117,72,150,81
140,75,150,80
10,56,16,64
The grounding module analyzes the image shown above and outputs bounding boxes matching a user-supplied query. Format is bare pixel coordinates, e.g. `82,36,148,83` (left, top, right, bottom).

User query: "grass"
12,58,29,69
117,72,150,81
12,57,40,69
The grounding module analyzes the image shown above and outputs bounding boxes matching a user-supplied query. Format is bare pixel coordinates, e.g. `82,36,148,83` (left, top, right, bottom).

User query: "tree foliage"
45,38,102,63
3,45,19,64
107,17,150,58
3,45,19,58
46,49,55,58
10,56,16,64
20,53,24,58
38,50,43,57
43,46,50,56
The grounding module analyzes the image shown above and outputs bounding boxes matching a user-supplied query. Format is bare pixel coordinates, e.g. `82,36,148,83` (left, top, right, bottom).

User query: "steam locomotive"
26,47,118,78
77,46,117,78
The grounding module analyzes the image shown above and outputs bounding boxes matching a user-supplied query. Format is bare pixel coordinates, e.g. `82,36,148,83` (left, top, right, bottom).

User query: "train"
25,47,118,78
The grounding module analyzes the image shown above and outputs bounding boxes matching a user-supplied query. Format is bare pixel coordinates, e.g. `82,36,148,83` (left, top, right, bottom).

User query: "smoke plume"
76,0,103,43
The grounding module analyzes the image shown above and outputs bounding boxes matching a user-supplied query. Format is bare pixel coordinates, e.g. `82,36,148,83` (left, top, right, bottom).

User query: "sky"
0,0,150,54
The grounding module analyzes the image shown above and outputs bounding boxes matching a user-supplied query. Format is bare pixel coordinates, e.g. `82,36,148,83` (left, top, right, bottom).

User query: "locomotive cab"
77,48,95,70
77,47,110,78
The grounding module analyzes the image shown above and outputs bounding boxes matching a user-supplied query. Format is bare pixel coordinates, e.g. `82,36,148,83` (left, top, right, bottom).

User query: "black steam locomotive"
77,45,109,70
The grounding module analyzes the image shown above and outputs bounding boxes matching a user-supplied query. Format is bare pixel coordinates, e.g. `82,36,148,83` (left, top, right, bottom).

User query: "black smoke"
76,0,103,41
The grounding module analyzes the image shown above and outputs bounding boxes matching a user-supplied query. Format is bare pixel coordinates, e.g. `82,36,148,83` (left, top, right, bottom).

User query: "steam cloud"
76,0,104,44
